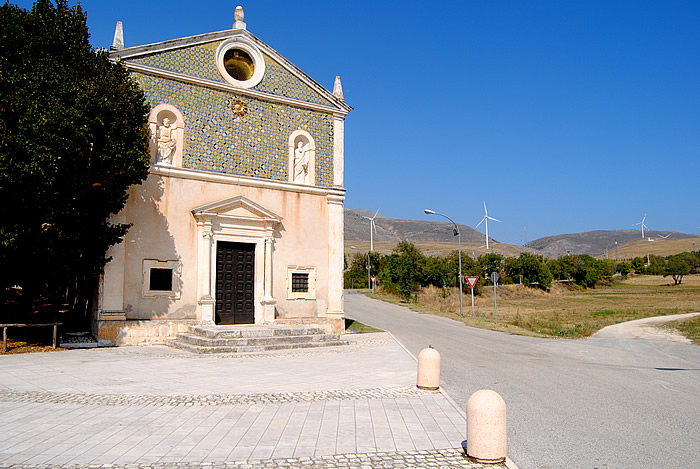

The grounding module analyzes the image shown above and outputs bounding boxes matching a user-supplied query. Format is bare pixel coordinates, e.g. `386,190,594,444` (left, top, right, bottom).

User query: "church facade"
97,7,351,345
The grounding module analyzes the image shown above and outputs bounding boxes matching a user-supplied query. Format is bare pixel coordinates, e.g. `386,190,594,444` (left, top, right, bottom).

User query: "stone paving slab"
0,333,513,468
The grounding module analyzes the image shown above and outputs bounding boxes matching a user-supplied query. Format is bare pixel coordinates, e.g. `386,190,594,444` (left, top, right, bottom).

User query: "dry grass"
599,237,700,260
369,275,700,339
345,241,525,258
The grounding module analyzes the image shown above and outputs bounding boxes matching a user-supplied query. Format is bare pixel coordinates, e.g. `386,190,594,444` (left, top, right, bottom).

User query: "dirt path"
592,312,700,343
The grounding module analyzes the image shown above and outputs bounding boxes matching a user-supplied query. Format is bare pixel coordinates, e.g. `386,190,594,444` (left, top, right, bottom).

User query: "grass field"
599,237,700,260
366,274,700,339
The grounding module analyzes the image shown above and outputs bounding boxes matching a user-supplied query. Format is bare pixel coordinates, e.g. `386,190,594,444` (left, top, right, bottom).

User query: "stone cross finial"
333,76,344,100
111,21,124,50
233,6,246,30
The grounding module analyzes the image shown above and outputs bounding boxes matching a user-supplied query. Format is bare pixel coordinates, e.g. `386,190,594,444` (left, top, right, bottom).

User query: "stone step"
174,332,342,348
167,337,350,354
167,323,351,354
187,324,327,339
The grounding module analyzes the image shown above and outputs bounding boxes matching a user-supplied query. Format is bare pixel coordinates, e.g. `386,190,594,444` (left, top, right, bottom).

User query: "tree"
664,256,690,285
381,241,425,300
0,1,150,323
507,252,553,289
478,253,504,284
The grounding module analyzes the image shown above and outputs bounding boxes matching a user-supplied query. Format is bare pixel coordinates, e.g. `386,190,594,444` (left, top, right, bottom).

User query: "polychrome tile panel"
133,73,334,186
255,54,334,106
128,44,333,107
130,42,224,83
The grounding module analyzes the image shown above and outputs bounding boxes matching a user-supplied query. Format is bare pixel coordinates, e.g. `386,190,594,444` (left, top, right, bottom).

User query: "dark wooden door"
215,241,255,325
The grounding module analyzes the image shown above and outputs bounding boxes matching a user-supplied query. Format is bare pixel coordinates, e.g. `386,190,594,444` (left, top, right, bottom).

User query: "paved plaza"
0,333,512,468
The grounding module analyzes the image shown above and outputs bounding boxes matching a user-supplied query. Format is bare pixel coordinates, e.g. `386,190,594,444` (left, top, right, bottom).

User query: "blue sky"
12,1,699,243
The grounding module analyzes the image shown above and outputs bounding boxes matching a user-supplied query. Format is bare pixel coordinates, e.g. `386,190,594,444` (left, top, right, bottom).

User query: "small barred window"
291,273,309,293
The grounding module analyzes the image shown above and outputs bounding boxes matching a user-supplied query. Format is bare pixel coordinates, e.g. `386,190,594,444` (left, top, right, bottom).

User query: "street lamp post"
424,209,463,317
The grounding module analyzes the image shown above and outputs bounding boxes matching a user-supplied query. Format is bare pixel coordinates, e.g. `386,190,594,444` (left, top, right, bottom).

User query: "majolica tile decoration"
131,43,334,106
133,73,334,186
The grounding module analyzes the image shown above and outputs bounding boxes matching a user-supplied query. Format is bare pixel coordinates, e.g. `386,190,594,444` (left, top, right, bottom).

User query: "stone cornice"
150,164,346,198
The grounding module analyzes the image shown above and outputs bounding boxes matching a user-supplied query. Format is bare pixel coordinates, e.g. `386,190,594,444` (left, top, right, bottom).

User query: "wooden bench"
1,323,63,352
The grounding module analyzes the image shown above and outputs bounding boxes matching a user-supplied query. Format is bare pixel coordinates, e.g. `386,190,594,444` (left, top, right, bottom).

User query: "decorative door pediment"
192,195,282,226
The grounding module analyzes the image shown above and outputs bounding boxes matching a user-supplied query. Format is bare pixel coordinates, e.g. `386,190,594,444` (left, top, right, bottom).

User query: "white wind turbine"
633,213,649,238
475,201,501,250
363,208,380,252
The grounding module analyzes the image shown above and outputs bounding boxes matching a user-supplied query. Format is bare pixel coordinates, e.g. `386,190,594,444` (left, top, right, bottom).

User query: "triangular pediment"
111,28,351,113
192,196,281,223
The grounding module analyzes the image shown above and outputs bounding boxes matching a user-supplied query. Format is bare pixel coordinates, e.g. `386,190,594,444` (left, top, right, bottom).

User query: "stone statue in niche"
293,140,309,184
156,117,177,165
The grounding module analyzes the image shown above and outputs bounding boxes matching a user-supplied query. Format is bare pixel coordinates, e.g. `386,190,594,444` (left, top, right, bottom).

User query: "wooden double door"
215,241,255,325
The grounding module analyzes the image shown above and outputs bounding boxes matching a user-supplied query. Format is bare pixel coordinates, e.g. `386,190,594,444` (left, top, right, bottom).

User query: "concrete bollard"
416,345,440,390
466,389,507,464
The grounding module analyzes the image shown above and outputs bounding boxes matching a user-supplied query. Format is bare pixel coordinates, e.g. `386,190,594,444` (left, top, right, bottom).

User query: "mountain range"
344,208,698,259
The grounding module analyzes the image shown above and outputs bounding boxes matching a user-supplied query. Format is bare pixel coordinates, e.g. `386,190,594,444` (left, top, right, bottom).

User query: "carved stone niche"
288,129,315,185
148,104,185,167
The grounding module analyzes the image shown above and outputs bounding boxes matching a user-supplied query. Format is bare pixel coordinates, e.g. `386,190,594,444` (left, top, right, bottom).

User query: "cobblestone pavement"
0,386,437,407
0,448,507,468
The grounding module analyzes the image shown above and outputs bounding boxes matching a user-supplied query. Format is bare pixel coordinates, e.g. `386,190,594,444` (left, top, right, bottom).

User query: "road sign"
466,276,479,288
370,277,376,282
491,272,500,284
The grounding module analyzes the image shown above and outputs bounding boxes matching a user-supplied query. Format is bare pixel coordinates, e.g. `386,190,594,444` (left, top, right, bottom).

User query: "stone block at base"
97,320,199,346
275,315,344,335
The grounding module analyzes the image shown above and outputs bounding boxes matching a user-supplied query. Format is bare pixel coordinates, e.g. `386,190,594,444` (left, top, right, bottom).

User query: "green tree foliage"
547,255,613,288
664,255,690,285
381,241,425,300
343,251,383,289
547,255,577,281
631,257,646,273
646,255,666,275
506,252,553,289
478,253,504,284
0,1,150,322
616,262,631,275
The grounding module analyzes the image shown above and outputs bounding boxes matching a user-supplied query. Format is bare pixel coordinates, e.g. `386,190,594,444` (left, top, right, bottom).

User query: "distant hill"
345,208,698,259
525,229,697,258
345,208,491,245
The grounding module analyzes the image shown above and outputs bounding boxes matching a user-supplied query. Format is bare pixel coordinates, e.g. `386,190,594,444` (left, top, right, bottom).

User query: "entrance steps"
169,324,351,354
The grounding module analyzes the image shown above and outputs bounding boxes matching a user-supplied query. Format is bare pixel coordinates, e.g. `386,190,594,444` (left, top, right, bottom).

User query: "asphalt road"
344,290,700,469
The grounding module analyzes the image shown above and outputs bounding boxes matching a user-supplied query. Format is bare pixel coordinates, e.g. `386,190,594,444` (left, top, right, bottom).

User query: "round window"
223,48,254,81
215,38,265,88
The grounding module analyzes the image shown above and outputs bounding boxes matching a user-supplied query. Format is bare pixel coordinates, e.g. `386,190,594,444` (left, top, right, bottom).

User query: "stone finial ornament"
111,21,124,50
233,6,246,30
333,76,344,100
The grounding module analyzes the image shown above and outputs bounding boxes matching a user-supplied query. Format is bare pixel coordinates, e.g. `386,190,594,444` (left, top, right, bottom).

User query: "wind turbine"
658,233,671,239
633,213,648,238
475,201,501,250
363,208,380,252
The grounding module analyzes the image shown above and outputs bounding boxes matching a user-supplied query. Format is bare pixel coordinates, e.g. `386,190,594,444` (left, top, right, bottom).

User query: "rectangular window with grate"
287,266,316,299
291,272,309,292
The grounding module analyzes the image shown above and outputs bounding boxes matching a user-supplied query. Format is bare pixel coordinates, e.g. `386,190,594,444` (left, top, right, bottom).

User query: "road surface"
345,290,700,469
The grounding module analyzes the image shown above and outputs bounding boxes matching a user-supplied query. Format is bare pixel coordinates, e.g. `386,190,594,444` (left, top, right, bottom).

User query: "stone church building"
97,7,351,345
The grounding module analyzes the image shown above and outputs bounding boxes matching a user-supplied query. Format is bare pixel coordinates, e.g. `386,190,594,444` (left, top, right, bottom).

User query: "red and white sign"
370,277,376,282
466,276,479,288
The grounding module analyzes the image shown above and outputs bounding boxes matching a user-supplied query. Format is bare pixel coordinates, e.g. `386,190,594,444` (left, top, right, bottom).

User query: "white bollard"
416,345,440,390
466,389,507,464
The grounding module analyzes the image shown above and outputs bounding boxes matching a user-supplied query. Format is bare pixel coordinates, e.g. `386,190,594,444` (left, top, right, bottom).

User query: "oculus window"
216,37,265,88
